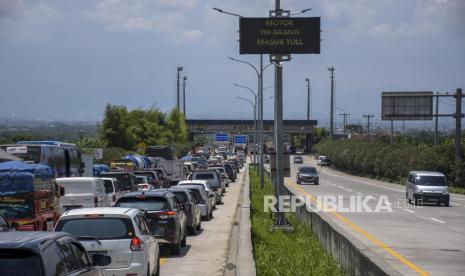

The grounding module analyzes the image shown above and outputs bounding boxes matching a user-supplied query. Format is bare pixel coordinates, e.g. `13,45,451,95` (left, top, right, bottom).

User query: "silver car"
406,171,450,206
177,184,213,220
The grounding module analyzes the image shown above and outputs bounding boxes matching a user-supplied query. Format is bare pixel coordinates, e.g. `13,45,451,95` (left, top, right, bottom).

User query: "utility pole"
176,66,183,110
328,67,335,140
182,76,187,116
363,114,374,142
434,92,439,145
390,120,394,144
339,113,350,136
455,88,463,161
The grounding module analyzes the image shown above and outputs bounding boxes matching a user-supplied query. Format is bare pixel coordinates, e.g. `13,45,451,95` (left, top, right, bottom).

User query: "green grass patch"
249,168,342,276
449,186,465,195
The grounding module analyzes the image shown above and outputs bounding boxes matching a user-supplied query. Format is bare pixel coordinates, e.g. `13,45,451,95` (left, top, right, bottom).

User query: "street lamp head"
183,76,187,81
212,7,223,12
177,66,183,71
305,78,309,82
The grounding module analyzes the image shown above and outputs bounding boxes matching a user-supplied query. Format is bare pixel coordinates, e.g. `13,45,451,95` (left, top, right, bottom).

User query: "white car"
54,207,160,276
178,180,217,208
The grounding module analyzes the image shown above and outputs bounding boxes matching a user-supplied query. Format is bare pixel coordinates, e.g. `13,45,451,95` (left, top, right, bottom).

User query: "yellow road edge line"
285,179,429,276
160,257,166,266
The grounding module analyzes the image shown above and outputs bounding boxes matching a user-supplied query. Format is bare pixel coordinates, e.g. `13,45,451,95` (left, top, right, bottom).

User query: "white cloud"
182,29,202,40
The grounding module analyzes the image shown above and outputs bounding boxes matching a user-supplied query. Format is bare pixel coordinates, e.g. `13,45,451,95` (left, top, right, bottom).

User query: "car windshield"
416,176,446,186
300,167,317,173
0,250,42,276
55,217,134,240
135,177,147,184
115,197,168,211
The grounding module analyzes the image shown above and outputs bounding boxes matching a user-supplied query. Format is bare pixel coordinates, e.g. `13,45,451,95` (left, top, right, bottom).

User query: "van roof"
409,171,445,177
56,177,102,182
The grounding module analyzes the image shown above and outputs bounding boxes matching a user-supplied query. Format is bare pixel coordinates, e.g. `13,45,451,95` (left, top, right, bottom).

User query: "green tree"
100,104,137,150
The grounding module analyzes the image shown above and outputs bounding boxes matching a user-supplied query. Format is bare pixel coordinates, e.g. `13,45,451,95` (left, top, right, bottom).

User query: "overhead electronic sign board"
239,17,321,54
381,92,433,121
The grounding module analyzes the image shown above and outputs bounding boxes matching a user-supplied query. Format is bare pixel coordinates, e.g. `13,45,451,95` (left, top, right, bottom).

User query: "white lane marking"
404,209,415,213
454,198,465,201
451,202,460,206
322,170,404,192
331,183,336,186
430,218,446,224
347,188,353,192
367,195,377,200
338,185,345,189
357,192,363,195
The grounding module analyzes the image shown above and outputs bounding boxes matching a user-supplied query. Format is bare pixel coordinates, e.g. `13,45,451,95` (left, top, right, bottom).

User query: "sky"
0,0,464,128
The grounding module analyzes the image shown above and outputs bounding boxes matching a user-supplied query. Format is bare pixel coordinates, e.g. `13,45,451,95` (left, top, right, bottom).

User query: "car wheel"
296,179,301,184
315,181,319,185
197,220,202,230
181,232,187,247
171,241,181,255
188,226,196,235
444,201,450,207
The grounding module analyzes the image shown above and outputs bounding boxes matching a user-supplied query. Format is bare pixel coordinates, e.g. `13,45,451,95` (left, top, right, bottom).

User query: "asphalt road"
160,166,246,276
286,155,465,276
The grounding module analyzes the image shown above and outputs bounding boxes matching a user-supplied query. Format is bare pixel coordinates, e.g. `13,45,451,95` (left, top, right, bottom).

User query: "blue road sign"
215,133,229,143
234,135,247,145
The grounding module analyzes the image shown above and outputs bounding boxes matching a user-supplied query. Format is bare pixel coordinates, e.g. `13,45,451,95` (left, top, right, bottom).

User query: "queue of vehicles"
0,140,246,276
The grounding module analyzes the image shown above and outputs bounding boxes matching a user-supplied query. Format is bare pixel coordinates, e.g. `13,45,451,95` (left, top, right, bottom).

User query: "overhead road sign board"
239,17,321,54
215,133,229,143
381,91,433,121
234,135,248,145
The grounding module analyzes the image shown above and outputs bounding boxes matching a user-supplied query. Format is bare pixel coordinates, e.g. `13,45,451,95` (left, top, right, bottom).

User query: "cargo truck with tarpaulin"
0,161,63,231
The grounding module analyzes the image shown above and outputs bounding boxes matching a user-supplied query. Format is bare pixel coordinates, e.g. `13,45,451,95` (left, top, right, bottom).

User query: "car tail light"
130,237,144,251
158,210,176,219
16,224,35,231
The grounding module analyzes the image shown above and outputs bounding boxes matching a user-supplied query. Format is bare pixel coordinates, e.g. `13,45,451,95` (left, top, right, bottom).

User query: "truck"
0,161,63,231
145,146,185,185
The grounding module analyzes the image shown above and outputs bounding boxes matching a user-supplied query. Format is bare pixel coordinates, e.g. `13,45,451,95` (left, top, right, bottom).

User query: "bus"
0,141,83,178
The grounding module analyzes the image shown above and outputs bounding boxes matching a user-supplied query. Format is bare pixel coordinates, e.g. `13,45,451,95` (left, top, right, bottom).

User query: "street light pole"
305,77,311,152
328,67,335,140
236,96,257,159
233,83,258,164
228,56,273,188
363,114,374,142
176,66,183,110
182,76,187,116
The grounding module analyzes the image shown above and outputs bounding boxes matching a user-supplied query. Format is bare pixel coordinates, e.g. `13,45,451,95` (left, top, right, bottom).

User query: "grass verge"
249,167,342,276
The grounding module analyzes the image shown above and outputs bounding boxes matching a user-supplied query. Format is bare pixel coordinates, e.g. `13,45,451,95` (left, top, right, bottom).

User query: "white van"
57,177,112,213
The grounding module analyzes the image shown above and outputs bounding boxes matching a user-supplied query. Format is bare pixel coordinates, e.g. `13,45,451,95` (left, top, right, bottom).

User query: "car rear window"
300,167,317,173
188,189,205,204
171,191,188,202
194,173,214,180
0,249,42,276
55,218,134,240
115,197,169,211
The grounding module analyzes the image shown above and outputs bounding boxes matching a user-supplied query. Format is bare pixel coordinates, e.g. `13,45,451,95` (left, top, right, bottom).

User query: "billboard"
239,17,320,54
381,92,433,121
